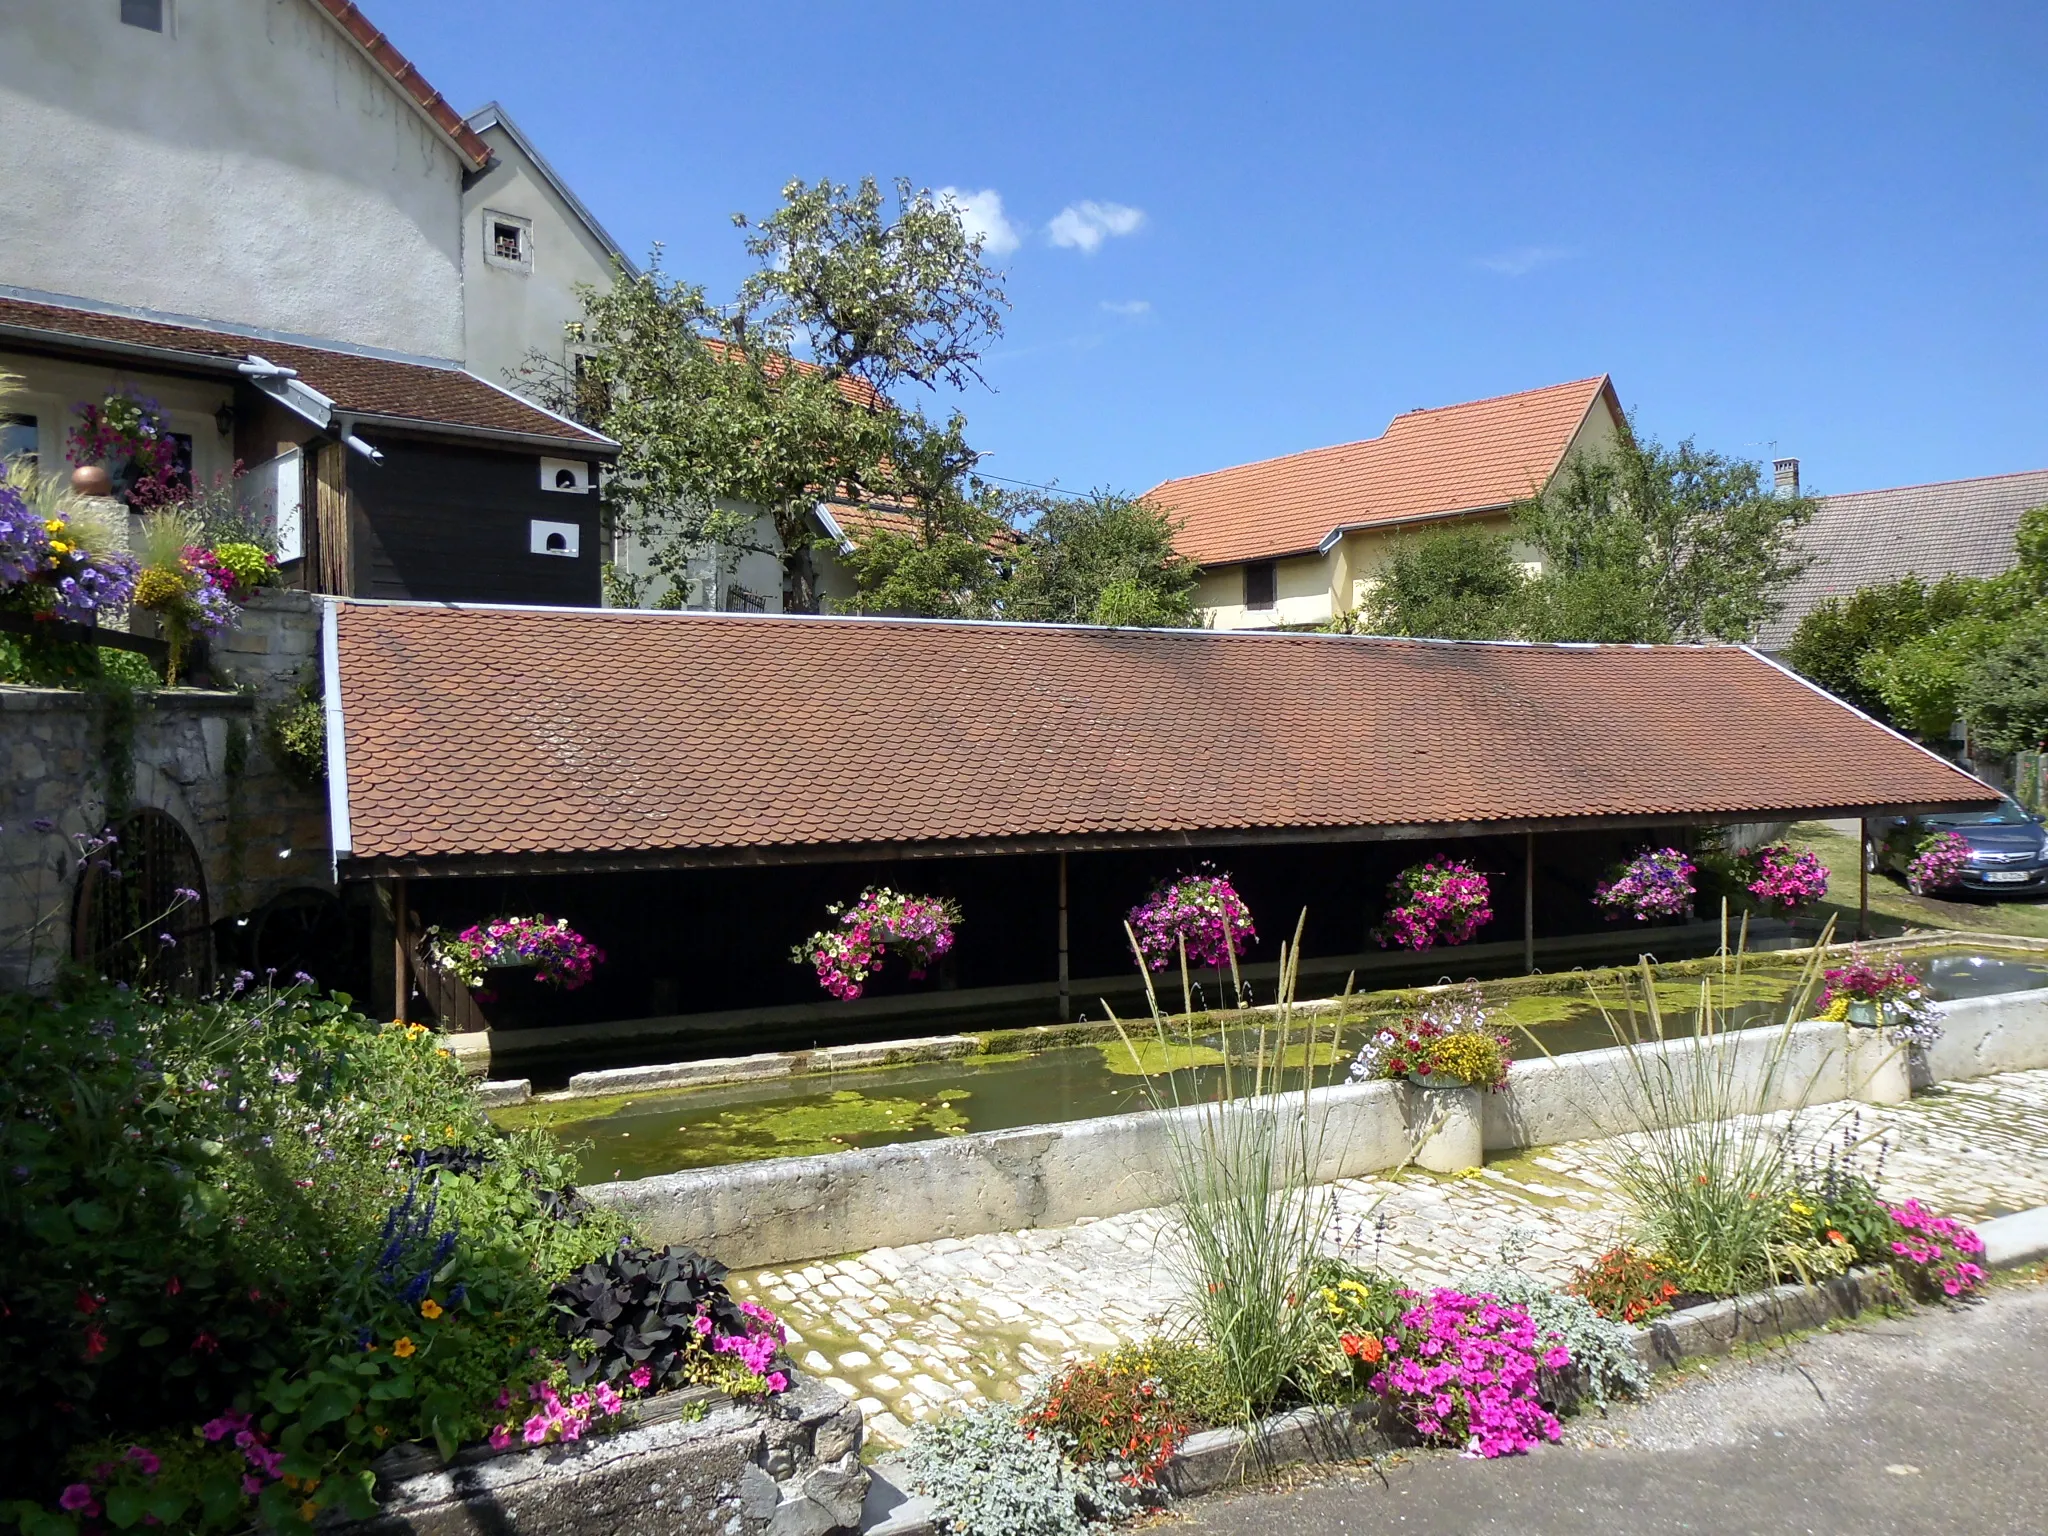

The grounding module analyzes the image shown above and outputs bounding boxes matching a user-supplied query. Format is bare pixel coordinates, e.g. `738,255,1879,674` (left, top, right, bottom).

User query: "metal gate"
71,808,214,995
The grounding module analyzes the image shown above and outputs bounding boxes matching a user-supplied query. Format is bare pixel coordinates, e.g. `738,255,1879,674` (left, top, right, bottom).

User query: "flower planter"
336,1374,867,1536
1844,1027,1912,1105
1401,1080,1484,1173
1845,999,1880,1026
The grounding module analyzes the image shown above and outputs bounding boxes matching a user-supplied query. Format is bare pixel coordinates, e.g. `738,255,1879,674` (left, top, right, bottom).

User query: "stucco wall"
1198,552,1335,631
0,0,465,359
462,121,623,395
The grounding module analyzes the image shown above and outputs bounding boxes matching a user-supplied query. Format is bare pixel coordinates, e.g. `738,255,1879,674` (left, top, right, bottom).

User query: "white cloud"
938,187,1021,257
1099,299,1152,316
1048,200,1146,253
1472,245,1573,277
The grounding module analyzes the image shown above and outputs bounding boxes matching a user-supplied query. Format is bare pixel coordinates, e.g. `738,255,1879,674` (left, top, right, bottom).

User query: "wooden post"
1057,851,1071,1023
392,876,409,1024
1859,817,1871,941
1523,831,1536,974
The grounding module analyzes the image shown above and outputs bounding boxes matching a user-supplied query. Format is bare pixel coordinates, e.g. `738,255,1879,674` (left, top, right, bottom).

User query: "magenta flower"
58,1485,96,1514
1375,859,1492,950
1127,866,1257,972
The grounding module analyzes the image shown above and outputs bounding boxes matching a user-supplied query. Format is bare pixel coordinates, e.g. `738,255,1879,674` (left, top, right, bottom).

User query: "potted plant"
1731,841,1830,914
1591,847,1696,923
1374,858,1492,951
1348,989,1512,1090
1906,832,1971,896
793,886,960,1000
1818,953,1941,1045
1126,865,1257,972
431,915,606,991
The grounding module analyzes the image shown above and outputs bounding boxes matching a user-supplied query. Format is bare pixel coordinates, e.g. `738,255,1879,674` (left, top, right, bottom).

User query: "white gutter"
813,502,856,554
320,599,353,868
239,357,382,463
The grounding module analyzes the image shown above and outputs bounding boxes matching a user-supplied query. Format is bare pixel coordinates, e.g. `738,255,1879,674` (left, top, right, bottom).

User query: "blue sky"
388,2,2047,500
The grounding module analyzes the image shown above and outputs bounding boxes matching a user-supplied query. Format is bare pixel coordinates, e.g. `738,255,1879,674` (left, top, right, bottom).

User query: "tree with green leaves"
1347,524,1529,639
1961,619,2048,756
1782,573,1979,719
1004,491,1203,627
1514,433,1816,644
547,177,1008,612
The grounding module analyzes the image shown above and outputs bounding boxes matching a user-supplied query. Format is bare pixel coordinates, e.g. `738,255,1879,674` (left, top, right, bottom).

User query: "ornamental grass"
1107,912,1343,1420
1514,910,1840,1298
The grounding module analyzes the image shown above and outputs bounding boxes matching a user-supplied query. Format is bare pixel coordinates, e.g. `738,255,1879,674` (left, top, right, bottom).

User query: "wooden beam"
392,875,409,1023
1859,817,1871,941
1057,850,1071,1024
333,801,2001,882
1523,831,1536,974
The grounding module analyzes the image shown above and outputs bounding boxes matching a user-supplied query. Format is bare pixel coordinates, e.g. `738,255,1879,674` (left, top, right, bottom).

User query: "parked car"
1870,796,2048,897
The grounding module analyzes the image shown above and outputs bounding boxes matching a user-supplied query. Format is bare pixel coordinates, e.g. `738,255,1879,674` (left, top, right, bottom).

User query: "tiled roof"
0,296,610,449
307,1,493,169
1149,376,1617,566
1755,468,2048,650
330,602,1992,868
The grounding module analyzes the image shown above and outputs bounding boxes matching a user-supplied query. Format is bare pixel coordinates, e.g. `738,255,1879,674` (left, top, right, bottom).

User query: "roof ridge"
307,1,492,169
1388,373,1609,420
1148,374,1609,494
335,596,1747,651
1822,466,2048,502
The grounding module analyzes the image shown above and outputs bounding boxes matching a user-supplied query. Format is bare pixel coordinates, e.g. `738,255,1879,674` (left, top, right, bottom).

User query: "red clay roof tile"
1150,376,1617,566
331,602,1993,868
0,296,609,449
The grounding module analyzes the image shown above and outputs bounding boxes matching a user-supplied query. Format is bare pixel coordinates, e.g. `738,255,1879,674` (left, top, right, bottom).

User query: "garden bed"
336,1374,865,1536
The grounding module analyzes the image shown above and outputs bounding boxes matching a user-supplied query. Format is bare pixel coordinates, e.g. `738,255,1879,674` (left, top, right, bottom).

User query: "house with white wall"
1148,376,1625,630
0,0,620,606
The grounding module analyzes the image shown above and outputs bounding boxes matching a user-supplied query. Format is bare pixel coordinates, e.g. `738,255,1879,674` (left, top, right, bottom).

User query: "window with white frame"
482,210,533,273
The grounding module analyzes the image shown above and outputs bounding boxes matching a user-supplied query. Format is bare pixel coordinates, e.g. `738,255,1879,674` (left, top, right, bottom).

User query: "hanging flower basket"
1126,865,1257,972
793,887,960,1001
430,915,606,991
1592,847,1696,923
1733,841,1829,912
1375,858,1492,950
1906,832,1970,895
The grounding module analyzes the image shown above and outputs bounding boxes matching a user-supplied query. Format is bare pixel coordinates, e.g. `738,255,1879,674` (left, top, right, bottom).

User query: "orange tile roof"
1149,376,1619,566
0,296,610,449
307,1,494,169
330,602,1992,871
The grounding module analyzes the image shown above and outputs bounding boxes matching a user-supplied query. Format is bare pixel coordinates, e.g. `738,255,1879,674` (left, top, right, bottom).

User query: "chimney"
1773,457,1801,498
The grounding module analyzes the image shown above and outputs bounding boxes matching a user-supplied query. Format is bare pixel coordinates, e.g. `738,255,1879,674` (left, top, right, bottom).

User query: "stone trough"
588,988,2048,1268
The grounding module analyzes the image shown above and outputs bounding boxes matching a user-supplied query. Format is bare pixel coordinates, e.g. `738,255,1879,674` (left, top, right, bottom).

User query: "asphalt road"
1164,1276,2048,1536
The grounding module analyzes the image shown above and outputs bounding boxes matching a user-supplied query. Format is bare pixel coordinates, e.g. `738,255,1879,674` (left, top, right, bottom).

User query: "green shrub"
1023,1339,1232,1482
0,980,625,1531
905,1401,1139,1536
264,688,326,787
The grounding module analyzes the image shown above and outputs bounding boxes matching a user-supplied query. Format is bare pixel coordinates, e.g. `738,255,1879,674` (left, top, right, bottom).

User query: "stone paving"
727,1068,2048,1446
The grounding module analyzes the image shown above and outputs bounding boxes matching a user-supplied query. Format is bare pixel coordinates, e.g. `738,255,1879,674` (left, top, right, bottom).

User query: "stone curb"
858,1203,2048,1534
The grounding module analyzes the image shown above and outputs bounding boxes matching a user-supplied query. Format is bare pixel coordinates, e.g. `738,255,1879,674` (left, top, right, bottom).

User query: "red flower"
191,1331,220,1355
165,1276,182,1296
83,1324,108,1358
75,1289,102,1315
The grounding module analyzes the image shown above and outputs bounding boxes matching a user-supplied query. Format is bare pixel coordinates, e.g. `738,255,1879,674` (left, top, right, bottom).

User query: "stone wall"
348,1376,867,1536
0,591,331,987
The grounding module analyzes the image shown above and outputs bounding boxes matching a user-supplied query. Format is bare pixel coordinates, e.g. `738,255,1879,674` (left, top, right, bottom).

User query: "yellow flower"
44,519,63,533
300,1502,319,1522
420,1299,443,1320
392,1336,416,1358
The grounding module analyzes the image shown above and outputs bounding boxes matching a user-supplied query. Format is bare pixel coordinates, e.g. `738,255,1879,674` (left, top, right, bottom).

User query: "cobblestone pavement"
727,1068,2048,1446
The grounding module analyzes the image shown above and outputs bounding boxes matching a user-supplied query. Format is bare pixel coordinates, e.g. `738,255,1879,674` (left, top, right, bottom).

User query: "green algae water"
502,947,2048,1183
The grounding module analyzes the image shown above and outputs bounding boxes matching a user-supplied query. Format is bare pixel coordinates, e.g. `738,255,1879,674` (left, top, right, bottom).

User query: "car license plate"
1984,870,2033,883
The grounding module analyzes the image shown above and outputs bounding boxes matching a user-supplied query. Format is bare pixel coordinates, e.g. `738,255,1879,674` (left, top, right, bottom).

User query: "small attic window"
120,0,165,31
1244,560,1277,611
482,210,533,273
